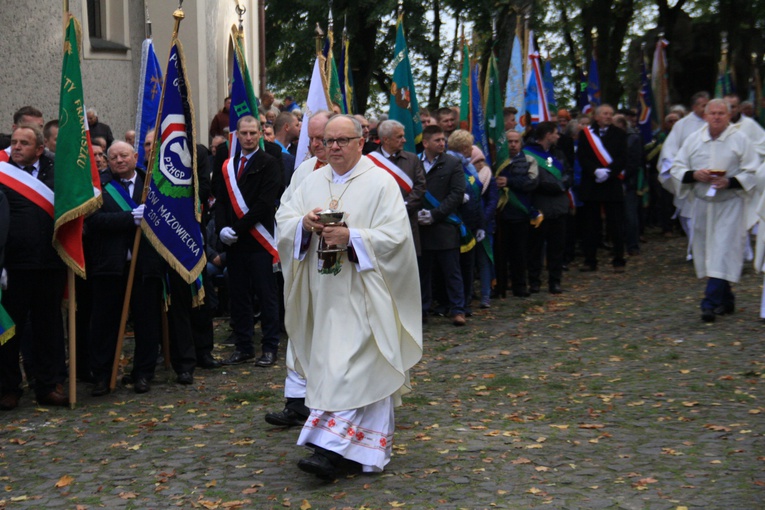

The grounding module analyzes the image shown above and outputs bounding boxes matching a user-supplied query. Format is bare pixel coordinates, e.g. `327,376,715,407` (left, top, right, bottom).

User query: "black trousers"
89,271,162,384
227,250,280,355
496,218,530,293
0,268,66,397
166,268,216,374
583,201,626,268
528,215,567,287
419,248,464,316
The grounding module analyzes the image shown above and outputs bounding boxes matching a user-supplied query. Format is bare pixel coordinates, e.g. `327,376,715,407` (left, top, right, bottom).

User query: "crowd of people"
1,86,764,479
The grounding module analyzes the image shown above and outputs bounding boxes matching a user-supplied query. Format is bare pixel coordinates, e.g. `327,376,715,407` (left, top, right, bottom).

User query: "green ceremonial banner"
53,15,102,278
459,42,470,130
484,53,509,175
328,54,346,113
388,14,422,152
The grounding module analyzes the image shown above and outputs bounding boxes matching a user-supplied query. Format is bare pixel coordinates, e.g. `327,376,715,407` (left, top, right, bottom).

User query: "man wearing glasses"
276,115,422,480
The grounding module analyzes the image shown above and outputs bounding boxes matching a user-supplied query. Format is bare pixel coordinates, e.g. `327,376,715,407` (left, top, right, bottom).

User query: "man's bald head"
108,140,138,179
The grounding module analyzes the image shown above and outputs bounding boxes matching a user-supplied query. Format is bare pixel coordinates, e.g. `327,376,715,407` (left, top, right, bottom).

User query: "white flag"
294,58,332,169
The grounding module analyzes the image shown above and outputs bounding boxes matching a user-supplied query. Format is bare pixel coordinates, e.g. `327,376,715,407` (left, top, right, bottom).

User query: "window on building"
84,0,130,57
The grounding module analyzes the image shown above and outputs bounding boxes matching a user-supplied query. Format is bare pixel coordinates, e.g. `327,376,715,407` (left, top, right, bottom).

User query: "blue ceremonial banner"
576,67,589,114
524,32,549,125
228,47,255,164
505,35,525,133
141,41,205,284
543,60,557,114
470,63,491,167
637,59,656,145
586,53,601,113
135,39,163,167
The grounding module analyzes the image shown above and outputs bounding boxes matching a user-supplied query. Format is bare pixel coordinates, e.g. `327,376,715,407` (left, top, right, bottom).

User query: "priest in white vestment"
671,99,758,322
275,115,423,479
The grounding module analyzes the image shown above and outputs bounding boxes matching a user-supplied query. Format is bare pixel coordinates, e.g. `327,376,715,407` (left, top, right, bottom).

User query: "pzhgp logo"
159,114,192,186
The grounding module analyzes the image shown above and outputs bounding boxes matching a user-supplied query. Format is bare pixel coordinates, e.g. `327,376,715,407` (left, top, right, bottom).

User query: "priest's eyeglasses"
323,137,360,147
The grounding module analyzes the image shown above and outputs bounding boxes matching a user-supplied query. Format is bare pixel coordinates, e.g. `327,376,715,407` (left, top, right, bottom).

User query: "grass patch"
225,390,275,403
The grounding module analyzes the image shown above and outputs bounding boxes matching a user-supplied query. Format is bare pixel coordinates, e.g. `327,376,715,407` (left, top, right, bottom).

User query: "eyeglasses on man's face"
322,136,360,147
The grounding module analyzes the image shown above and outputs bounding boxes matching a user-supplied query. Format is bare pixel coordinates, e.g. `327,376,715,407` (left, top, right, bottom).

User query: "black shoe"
701,309,716,322
196,352,221,369
549,283,563,294
121,374,133,385
579,265,597,272
255,351,277,367
529,283,541,294
298,452,337,480
265,408,308,427
177,372,194,385
222,351,255,365
713,303,735,315
91,380,110,397
134,377,151,394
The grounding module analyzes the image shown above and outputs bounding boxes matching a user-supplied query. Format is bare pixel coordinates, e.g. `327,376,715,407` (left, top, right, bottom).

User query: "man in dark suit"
85,141,164,396
0,125,67,410
417,125,467,326
577,104,628,272
215,116,282,367
375,119,426,255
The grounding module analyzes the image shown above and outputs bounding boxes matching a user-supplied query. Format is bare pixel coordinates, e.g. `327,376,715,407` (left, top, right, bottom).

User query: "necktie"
600,128,606,137
23,165,35,175
237,156,247,180
120,179,131,194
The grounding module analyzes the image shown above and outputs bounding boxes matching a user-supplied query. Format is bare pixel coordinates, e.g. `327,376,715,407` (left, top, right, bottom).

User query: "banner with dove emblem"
140,40,205,284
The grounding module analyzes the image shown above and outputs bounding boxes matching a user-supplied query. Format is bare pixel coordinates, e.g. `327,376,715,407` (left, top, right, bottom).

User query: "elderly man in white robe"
276,115,423,479
671,99,759,322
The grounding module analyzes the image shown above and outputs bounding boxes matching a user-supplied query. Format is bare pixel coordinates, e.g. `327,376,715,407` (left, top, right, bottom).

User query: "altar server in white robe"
671,99,758,323
276,115,423,479
659,91,709,260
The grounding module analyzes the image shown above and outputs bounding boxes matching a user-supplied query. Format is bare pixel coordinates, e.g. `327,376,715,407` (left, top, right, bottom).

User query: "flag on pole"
637,57,656,145
714,44,734,98
459,41,471,131
484,53,509,174
388,14,422,153
135,38,163,166
506,35,525,133
294,57,333,167
543,59,557,114
585,52,601,113
228,44,257,165
53,15,103,277
323,34,345,113
232,27,260,119
140,38,205,284
524,31,550,125
471,63,490,166
338,33,355,114
651,38,669,125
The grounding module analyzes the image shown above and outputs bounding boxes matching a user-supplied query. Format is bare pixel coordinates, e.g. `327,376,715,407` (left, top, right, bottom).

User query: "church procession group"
2,3,765,482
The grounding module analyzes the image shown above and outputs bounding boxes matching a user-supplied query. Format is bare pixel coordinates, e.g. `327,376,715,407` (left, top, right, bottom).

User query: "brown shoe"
452,313,466,326
0,392,20,411
36,384,68,407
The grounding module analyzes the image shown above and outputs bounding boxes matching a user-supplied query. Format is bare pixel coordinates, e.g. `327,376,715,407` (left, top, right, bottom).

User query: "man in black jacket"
577,104,628,272
85,141,164,396
0,125,67,409
417,125,467,326
526,122,573,294
215,116,282,367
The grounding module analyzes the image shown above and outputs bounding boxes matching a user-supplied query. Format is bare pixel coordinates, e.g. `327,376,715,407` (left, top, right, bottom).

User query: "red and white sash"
0,147,10,163
367,152,413,193
0,161,54,217
222,157,280,263
582,126,614,167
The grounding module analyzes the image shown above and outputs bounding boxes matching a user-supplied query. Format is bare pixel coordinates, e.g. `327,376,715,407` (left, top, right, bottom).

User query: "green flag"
484,53,509,174
328,53,346,113
459,42,470,130
232,27,262,148
388,14,422,152
53,15,102,277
